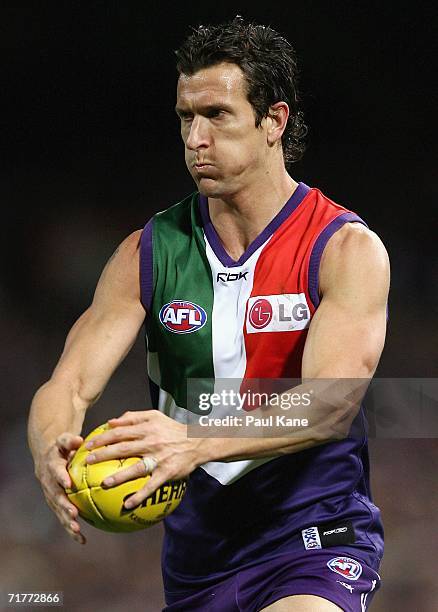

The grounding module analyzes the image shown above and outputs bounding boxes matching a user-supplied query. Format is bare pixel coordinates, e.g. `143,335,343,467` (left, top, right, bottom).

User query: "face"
176,63,269,198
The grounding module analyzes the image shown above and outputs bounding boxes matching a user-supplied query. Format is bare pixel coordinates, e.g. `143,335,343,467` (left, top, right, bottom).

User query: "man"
28,17,389,612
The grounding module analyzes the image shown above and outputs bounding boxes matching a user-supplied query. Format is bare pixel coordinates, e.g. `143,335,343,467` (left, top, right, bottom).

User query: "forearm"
194,378,369,464
28,380,88,470
197,432,320,464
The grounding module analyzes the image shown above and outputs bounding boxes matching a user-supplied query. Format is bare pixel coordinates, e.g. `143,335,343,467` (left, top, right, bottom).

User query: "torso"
139,183,384,591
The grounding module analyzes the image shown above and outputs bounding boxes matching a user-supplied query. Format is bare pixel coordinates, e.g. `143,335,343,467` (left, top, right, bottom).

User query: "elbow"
311,380,367,443
315,411,357,444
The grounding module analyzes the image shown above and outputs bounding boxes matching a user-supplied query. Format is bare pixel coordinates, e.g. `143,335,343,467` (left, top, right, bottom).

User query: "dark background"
1,2,437,611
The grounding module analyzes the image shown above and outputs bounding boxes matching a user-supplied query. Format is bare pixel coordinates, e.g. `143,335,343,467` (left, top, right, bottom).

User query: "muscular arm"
197,223,390,462
28,230,146,540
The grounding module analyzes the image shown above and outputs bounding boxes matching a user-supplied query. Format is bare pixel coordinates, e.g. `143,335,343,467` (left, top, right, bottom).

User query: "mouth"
192,163,216,178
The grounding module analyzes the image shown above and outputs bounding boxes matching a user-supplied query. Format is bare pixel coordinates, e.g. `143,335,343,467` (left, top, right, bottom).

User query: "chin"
196,178,225,199
198,184,217,198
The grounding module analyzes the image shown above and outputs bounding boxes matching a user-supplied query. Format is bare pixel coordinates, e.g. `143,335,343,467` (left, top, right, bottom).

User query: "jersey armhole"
139,218,154,315
308,212,368,309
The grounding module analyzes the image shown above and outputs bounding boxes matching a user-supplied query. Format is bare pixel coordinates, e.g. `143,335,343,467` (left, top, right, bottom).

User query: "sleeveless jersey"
139,183,384,593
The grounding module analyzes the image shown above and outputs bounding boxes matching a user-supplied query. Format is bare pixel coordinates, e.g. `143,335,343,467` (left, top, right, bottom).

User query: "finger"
58,504,87,544
86,440,148,464
107,411,151,427
67,449,78,462
101,458,147,488
47,495,86,545
49,487,81,525
123,470,168,509
49,462,72,489
57,492,81,521
84,425,141,451
56,433,84,452
62,513,86,545
69,520,87,545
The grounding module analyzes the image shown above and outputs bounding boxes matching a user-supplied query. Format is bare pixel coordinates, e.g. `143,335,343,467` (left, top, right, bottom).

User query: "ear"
266,101,289,146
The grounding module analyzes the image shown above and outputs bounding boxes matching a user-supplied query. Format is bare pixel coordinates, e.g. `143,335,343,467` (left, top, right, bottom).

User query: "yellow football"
66,423,187,532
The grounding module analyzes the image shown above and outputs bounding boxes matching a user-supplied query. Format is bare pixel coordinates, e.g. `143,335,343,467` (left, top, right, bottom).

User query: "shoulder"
320,222,390,297
323,222,388,262
94,230,143,304
107,230,142,271
119,229,142,254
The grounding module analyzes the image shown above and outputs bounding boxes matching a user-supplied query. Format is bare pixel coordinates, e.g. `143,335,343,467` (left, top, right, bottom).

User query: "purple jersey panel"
139,218,154,313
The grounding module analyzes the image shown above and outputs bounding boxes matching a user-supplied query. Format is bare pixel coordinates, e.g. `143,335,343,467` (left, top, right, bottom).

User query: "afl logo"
159,301,207,334
327,557,363,581
248,298,273,329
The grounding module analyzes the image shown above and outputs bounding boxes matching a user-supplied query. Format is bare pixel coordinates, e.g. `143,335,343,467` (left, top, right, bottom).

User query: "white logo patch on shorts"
301,526,322,550
327,556,363,581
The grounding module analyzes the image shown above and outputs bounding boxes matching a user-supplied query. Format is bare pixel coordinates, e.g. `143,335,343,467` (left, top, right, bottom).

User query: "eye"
207,108,224,119
176,109,193,122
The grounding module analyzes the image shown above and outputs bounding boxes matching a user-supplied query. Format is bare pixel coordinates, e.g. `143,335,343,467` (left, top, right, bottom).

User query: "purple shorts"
163,549,381,612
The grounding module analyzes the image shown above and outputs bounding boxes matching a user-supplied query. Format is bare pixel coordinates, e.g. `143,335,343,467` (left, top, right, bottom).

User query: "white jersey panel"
148,236,277,486
154,386,274,485
204,233,271,380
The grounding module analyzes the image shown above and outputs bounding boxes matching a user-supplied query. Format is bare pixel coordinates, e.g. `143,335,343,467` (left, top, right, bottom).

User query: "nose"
185,116,210,151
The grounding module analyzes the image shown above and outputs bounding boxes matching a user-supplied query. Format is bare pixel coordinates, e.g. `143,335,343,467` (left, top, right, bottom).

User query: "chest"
148,231,315,384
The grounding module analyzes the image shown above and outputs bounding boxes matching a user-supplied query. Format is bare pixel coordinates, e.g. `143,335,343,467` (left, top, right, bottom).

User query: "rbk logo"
217,271,248,282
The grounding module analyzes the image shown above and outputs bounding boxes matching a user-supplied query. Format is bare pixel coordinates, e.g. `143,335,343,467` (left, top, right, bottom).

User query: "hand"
85,410,203,509
35,433,87,544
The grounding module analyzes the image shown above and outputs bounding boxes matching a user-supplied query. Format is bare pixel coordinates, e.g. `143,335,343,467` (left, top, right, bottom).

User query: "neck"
207,166,299,261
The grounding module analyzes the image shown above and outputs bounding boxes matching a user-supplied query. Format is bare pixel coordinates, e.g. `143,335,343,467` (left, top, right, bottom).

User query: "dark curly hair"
175,16,307,165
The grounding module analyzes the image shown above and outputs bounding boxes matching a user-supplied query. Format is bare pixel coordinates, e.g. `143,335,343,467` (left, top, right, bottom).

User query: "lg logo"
246,293,311,334
249,298,273,329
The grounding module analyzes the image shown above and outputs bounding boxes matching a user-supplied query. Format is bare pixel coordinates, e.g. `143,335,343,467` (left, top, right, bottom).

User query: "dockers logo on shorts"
246,294,310,333
302,526,322,550
159,301,207,334
327,557,363,581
